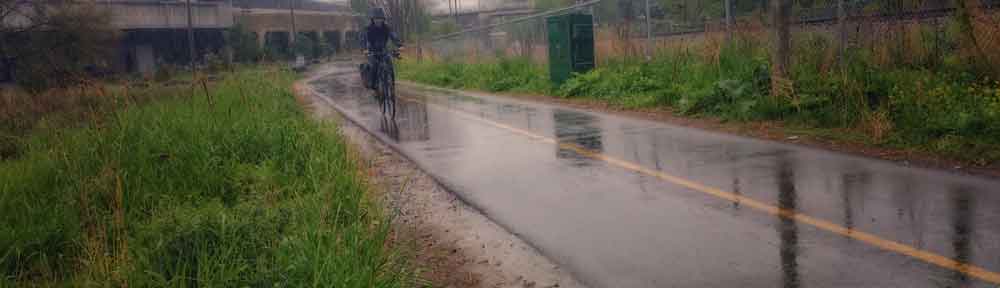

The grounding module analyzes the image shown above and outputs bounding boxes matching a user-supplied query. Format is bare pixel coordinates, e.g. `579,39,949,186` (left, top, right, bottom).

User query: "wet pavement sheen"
309,65,1000,288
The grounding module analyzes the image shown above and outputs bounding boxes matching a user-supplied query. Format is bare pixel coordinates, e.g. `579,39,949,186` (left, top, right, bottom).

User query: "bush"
227,25,262,63
3,3,118,92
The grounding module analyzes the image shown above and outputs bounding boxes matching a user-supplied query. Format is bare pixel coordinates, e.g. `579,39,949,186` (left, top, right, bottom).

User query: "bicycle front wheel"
386,74,396,119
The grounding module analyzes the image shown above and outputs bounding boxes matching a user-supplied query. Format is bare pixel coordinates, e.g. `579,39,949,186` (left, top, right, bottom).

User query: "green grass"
398,57,549,93
1,68,414,286
398,38,1000,164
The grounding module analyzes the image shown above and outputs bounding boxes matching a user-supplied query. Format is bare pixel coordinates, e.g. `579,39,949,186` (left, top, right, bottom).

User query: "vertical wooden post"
725,0,732,40
770,0,792,98
836,0,847,67
187,0,196,71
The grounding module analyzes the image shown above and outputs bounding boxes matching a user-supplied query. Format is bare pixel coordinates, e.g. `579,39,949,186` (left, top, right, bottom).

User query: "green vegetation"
399,21,1000,164
227,24,264,63
1,68,413,286
398,57,550,93
1,1,118,92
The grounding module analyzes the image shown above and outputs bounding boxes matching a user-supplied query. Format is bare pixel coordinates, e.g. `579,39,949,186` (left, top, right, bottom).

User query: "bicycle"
369,49,401,119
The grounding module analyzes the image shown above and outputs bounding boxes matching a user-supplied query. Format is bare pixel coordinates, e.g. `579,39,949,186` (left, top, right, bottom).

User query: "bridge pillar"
256,30,267,47
134,45,155,76
323,30,342,53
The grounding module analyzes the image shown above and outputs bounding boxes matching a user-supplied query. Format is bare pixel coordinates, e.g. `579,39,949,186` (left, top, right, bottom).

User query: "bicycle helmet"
369,7,386,20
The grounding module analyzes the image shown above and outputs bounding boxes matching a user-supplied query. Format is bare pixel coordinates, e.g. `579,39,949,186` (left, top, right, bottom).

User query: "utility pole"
290,0,297,47
644,0,651,60
725,0,732,40
187,0,196,71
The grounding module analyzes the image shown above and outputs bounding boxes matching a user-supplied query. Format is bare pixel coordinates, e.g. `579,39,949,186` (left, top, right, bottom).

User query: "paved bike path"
307,64,1000,288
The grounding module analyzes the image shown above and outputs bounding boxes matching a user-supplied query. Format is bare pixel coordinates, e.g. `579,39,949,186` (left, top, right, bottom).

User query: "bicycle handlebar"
365,49,402,59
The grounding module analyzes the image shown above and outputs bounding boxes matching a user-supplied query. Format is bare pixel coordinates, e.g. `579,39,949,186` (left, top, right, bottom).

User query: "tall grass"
1,68,413,286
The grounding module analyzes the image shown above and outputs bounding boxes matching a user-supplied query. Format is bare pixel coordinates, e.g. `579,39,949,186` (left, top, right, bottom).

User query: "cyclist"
362,7,403,90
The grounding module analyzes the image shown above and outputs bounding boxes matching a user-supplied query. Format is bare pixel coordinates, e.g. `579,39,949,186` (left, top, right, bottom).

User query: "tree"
294,33,317,59
0,1,118,91
226,24,262,63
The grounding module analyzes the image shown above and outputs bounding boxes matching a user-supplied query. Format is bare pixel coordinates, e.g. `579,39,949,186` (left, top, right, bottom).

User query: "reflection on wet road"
309,64,1000,288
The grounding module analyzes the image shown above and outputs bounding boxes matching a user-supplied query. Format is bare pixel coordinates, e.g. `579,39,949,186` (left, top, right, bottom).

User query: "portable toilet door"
569,14,595,75
547,13,594,86
547,14,572,86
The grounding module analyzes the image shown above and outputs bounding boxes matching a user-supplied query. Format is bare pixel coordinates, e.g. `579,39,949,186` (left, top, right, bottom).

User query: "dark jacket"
362,22,402,53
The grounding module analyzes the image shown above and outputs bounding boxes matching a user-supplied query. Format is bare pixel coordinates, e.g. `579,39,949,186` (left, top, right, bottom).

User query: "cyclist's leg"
367,54,379,89
386,58,396,118
387,57,395,84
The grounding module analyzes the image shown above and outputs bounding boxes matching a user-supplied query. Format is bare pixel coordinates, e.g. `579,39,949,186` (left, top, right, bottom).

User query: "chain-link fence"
417,4,566,64
415,0,1000,71
401,0,1000,159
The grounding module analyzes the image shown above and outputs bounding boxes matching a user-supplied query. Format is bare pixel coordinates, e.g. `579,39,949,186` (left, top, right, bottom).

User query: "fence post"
770,0,792,98
725,0,733,40
644,0,652,60
836,0,847,67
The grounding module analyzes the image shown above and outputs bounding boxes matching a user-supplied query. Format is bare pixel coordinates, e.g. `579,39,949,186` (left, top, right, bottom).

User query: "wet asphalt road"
308,64,1000,288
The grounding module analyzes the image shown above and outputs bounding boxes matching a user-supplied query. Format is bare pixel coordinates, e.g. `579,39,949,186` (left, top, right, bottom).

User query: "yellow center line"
398,96,1000,284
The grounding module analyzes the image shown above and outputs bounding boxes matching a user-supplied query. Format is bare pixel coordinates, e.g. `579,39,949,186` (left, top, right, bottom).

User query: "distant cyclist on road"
362,7,403,90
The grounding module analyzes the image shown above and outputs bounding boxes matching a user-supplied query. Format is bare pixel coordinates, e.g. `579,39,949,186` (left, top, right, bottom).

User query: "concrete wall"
1,2,234,32
235,10,358,53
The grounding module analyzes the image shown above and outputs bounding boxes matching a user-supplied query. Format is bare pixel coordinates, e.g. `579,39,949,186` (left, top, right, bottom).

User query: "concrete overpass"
103,0,234,29
98,0,235,74
101,1,356,74
234,8,361,56
2,1,358,78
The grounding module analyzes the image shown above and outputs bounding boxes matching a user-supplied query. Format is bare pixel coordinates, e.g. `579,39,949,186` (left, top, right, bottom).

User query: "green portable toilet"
547,13,595,86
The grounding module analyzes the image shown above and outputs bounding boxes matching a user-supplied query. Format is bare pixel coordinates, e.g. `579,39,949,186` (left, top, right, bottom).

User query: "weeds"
1,68,413,286
398,57,549,93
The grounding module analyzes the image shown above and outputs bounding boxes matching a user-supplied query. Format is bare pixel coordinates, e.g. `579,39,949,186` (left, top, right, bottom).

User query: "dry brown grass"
966,7,1000,77
863,109,894,143
0,79,190,164
1,84,108,136
77,165,131,286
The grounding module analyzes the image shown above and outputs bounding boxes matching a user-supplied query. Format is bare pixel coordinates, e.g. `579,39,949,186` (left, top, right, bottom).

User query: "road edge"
296,63,589,288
